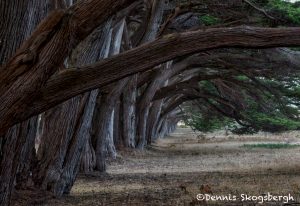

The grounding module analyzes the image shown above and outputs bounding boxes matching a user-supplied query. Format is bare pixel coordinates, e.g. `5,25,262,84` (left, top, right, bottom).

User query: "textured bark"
136,63,172,148
157,110,180,138
134,0,166,149
15,117,39,189
94,19,127,172
140,0,166,44
158,117,169,138
154,96,182,139
78,22,113,174
116,21,136,149
35,89,100,196
0,1,52,205
0,119,39,205
113,100,122,149
0,0,51,64
80,134,96,173
107,109,117,159
59,90,98,194
10,26,300,134
0,0,135,135
94,80,129,172
35,20,112,196
122,76,138,148
146,99,164,143
36,94,87,195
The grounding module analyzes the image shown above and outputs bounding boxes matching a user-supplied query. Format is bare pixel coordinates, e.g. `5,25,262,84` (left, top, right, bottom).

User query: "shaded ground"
15,128,300,205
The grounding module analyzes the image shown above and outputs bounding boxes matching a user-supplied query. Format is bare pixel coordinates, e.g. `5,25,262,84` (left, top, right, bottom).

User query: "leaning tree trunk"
36,94,87,195
0,0,135,136
80,132,96,173
35,20,112,196
94,80,129,172
0,0,53,205
0,119,39,205
113,99,123,149
136,62,172,148
146,99,165,144
78,22,113,173
93,19,127,172
157,116,171,138
122,76,138,148
135,0,166,149
15,117,39,189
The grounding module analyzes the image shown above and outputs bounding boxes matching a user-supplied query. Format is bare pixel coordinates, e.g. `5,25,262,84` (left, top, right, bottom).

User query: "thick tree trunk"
94,80,129,172
93,19,127,172
135,0,166,149
157,111,179,138
35,90,98,196
78,22,113,174
0,119,39,205
35,94,87,195
2,28,300,133
0,0,50,64
15,117,39,189
0,0,135,135
113,100,122,149
0,1,52,205
35,20,112,196
80,134,96,173
146,99,164,143
154,96,186,139
140,0,166,44
158,117,169,138
122,76,138,148
136,63,172,148
107,109,117,159
94,94,112,172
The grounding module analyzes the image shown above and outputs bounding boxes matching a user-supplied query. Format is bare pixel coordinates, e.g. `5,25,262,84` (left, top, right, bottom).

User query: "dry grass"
16,128,300,205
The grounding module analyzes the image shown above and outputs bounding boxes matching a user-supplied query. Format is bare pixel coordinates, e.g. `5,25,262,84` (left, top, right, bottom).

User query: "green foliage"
286,86,300,98
185,113,234,133
183,76,300,134
241,94,300,132
243,143,300,149
247,112,300,131
267,0,300,24
230,126,258,135
235,75,250,81
199,14,220,26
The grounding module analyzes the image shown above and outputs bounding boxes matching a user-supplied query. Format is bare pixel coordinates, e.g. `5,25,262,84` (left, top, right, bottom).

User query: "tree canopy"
1,0,300,205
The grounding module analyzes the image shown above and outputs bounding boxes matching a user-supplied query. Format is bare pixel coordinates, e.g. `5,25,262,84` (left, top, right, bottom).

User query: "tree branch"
2,26,300,133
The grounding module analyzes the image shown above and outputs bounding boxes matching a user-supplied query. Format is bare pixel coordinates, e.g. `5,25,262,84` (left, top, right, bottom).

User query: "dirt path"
39,129,300,205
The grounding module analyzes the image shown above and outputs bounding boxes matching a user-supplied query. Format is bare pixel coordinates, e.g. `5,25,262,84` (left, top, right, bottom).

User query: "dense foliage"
184,76,300,134
199,14,221,26
267,0,300,24
181,0,300,134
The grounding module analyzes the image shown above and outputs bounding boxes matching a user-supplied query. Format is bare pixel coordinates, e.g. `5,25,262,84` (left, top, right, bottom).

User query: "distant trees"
1,0,300,205
183,75,300,134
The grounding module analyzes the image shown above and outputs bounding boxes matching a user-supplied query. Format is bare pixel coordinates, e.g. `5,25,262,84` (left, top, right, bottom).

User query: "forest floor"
15,128,300,206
